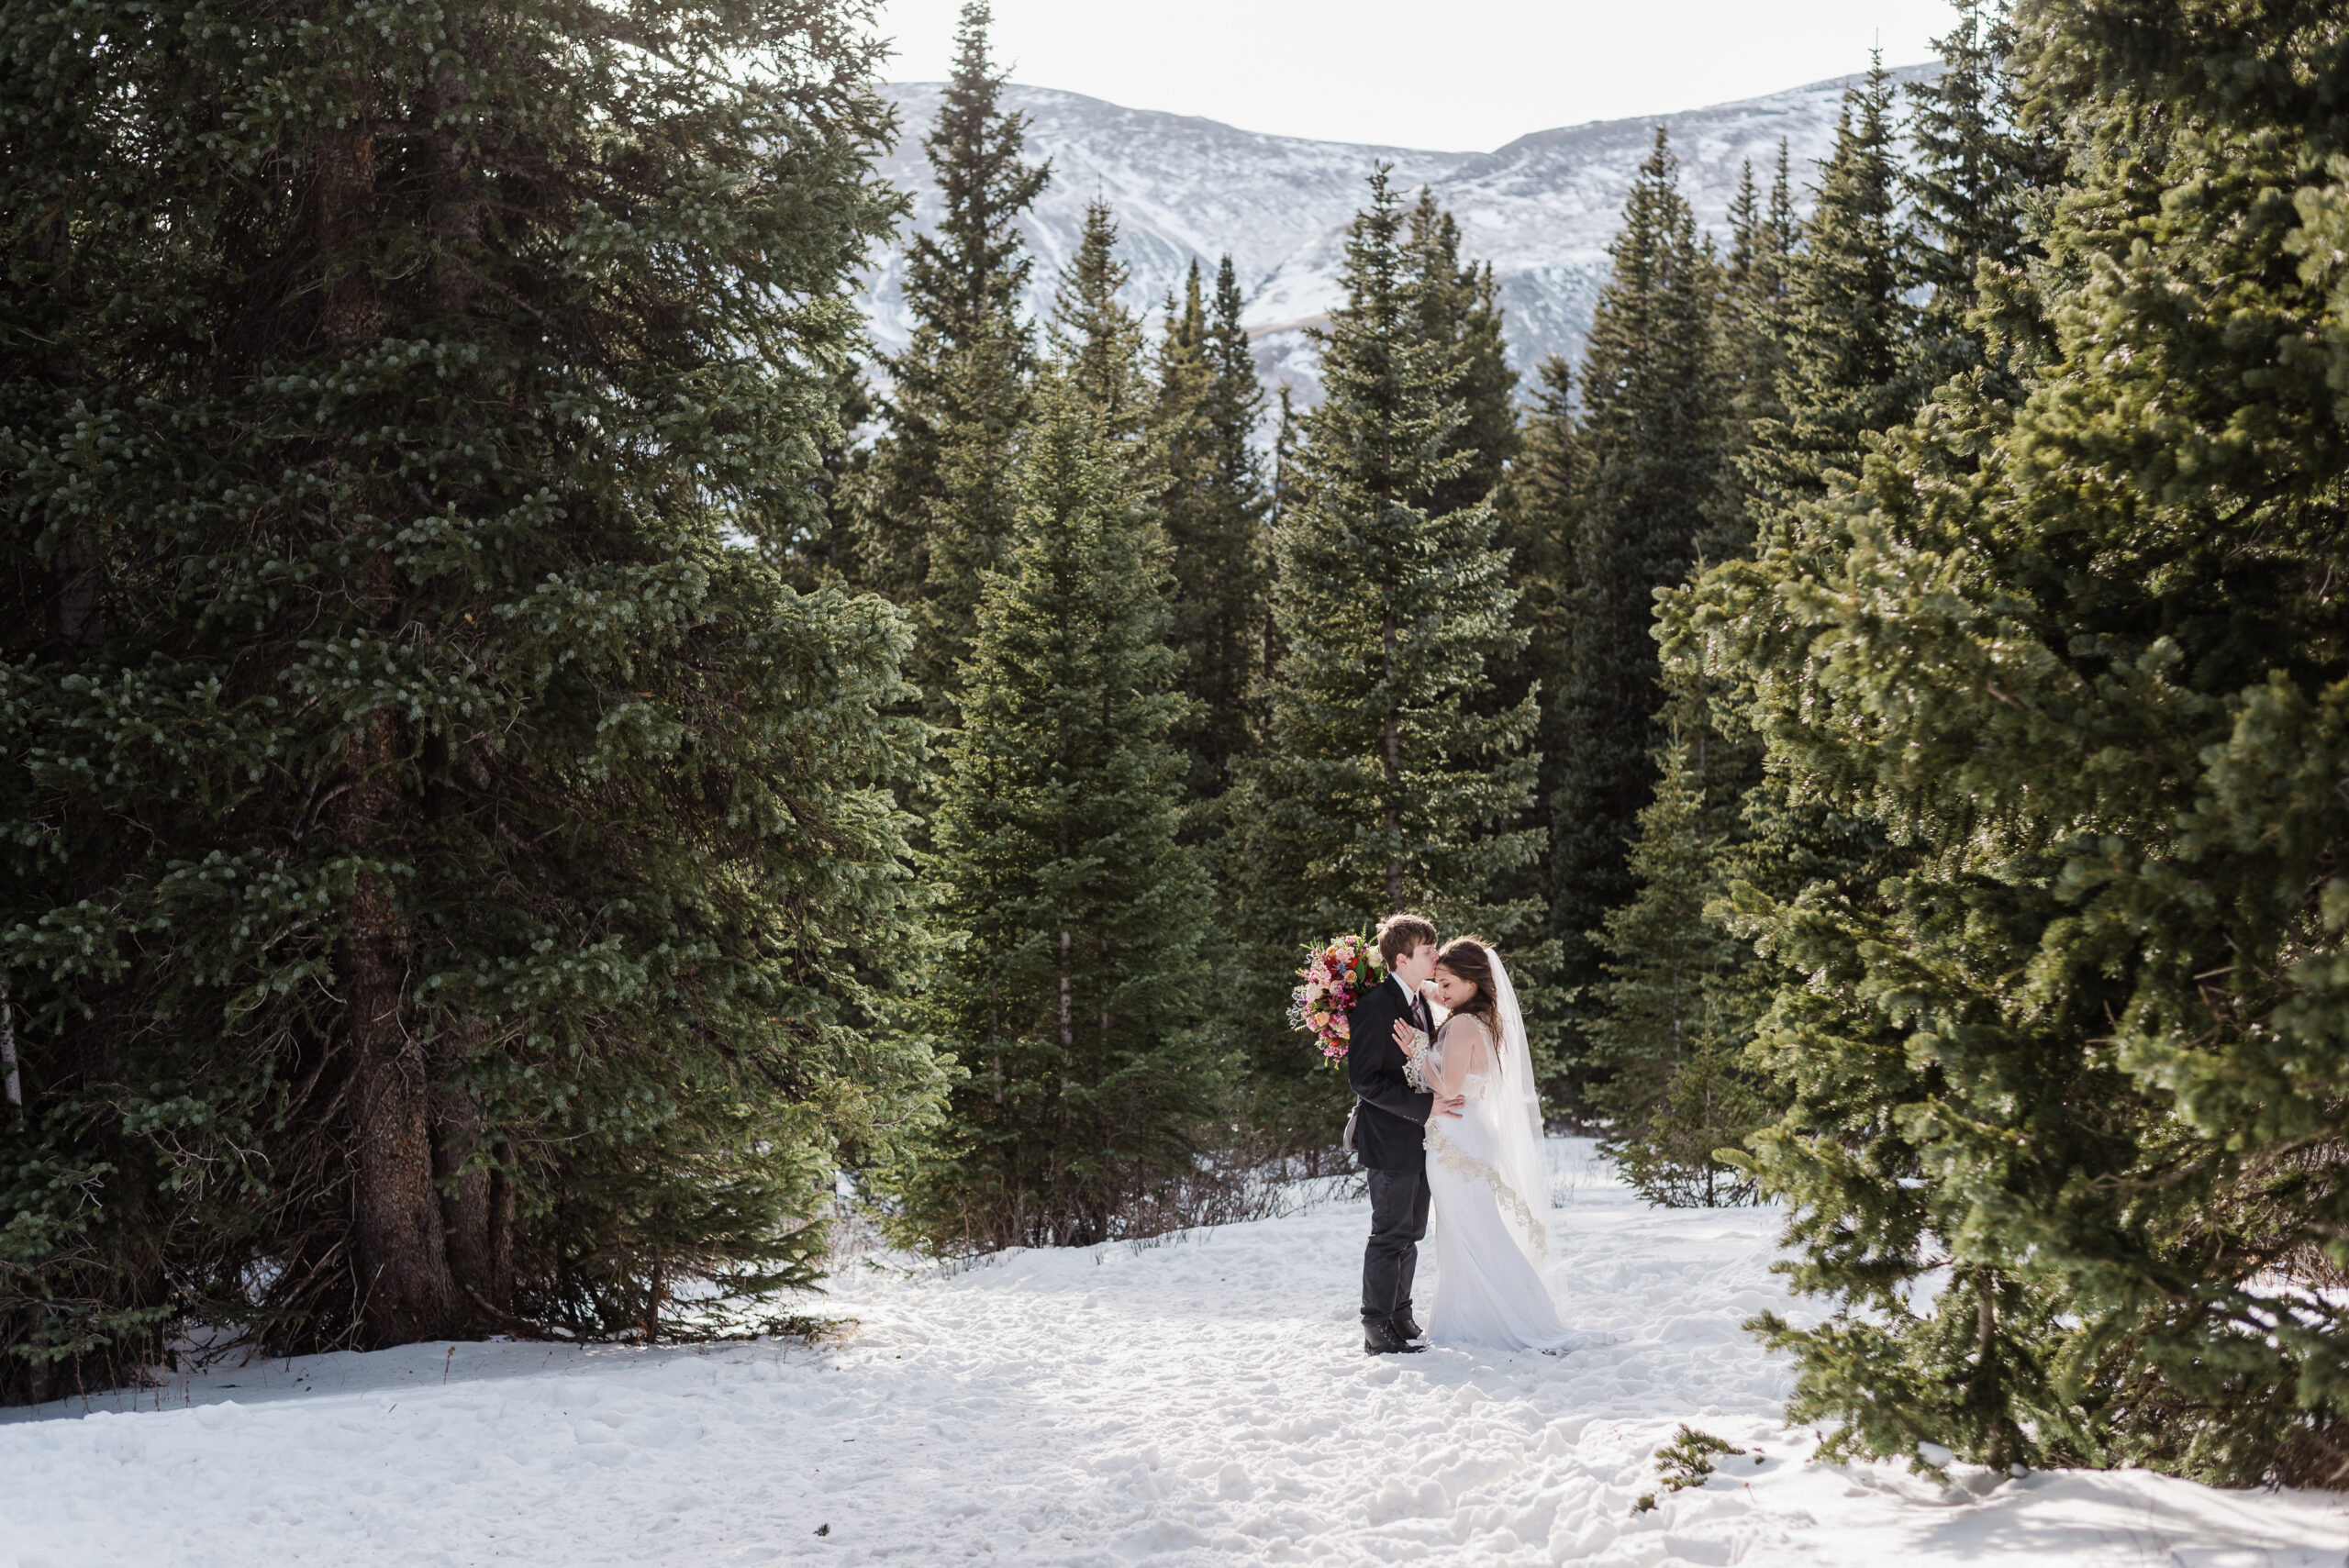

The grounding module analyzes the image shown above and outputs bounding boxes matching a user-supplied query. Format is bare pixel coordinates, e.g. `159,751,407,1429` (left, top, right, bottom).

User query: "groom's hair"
1375,914,1438,966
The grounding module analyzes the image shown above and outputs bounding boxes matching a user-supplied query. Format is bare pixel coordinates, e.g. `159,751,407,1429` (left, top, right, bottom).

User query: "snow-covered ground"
6,1140,2343,1566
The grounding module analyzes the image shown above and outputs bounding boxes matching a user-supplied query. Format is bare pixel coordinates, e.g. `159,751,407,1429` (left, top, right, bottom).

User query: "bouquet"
1288,931,1384,1064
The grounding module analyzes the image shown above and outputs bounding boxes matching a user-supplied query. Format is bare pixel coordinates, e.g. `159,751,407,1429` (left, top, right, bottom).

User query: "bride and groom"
1349,914,1577,1356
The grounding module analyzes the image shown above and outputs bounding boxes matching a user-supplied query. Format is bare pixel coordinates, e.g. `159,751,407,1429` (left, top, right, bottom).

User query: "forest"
3,0,2346,1490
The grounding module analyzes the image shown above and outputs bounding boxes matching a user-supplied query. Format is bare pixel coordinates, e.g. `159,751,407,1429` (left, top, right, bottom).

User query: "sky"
869,0,1961,151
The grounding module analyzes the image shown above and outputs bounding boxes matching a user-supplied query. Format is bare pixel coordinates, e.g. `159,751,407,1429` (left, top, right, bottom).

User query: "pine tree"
1049,199,1151,438
1493,359,1577,969
1902,0,2054,397
1689,1,2349,1485
910,373,1218,1251
1668,55,1929,1092
1237,169,1542,1151
857,1,1049,711
1650,53,1956,1458
1589,138,1799,1184
0,0,943,1385
1712,142,1798,558
1586,728,1769,1207
1157,257,1272,805
1401,193,1564,1041
1545,128,1729,1088
1406,191,1521,520
1740,57,1913,534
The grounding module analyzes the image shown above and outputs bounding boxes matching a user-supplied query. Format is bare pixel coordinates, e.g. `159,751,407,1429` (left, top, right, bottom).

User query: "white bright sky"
869,0,1959,150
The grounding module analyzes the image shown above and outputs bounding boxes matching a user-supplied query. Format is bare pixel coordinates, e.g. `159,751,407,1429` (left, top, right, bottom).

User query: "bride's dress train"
1411,973,1584,1353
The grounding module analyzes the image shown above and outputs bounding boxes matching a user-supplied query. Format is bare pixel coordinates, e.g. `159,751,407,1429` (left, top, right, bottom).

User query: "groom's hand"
1433,1092,1465,1118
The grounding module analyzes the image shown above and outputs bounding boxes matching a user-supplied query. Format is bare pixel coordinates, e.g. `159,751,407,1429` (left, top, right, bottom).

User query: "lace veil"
1486,950,1552,1267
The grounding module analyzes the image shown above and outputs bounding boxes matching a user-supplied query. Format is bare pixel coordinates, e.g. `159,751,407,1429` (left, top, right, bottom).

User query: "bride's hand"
1391,1018,1418,1054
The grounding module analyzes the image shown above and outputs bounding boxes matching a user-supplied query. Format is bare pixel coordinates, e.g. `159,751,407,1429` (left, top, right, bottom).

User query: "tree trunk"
486,1140,518,1314
342,710,463,1346
317,106,461,1346
429,1023,494,1318
315,115,381,345
1968,1270,2011,1471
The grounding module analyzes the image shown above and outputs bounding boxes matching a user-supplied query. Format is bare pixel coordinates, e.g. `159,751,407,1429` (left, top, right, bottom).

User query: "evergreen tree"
1403,192,1564,1040
0,0,942,1384
1740,57,1913,533
857,1,1048,710
1406,191,1521,520
1545,128,1729,1090
1902,0,2054,396
1049,199,1150,438
1687,0,2349,1485
1238,169,1542,1151
1642,56,1952,1451
910,374,1218,1251
1156,257,1272,805
1589,136,1804,1190
1586,729,1768,1207
1712,142,1798,558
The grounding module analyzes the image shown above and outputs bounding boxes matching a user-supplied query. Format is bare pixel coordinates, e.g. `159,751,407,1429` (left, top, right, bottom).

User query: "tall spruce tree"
1713,142,1799,557
1544,128,1728,1094
1638,59,1948,1435
1049,199,1150,438
1684,0,2349,1485
1238,169,1541,1151
1589,133,1826,1197
911,373,1217,1251
1902,0,2053,397
1586,729,1768,1207
1494,359,1578,1030
1404,192,1564,1042
1665,56,1928,1089
0,0,943,1384
858,2,1048,712
1406,191,1521,520
1156,257,1272,806
1740,57,1914,533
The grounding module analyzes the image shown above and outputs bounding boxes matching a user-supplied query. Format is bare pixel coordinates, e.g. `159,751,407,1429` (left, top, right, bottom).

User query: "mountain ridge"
862,64,1936,402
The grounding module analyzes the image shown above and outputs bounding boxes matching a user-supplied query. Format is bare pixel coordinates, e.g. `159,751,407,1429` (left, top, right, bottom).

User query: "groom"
1347,913,1462,1354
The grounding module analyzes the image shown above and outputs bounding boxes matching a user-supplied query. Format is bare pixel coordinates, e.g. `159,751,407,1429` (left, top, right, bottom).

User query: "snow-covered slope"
864,66,1937,403
8,1140,2343,1566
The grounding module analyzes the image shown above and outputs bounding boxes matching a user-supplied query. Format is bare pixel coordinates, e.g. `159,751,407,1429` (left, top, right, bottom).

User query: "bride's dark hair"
1435,937,1504,1059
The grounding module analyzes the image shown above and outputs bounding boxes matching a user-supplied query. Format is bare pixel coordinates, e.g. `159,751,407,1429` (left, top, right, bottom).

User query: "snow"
6,1140,2343,1566
863,70,1939,408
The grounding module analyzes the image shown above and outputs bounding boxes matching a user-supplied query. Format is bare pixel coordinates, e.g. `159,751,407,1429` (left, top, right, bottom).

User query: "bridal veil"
1486,951,1552,1266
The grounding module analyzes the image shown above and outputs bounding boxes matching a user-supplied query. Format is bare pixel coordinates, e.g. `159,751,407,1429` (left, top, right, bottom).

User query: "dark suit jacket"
1347,974,1432,1171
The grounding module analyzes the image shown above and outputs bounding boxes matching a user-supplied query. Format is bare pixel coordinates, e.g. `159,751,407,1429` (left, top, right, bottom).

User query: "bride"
1395,937,1582,1353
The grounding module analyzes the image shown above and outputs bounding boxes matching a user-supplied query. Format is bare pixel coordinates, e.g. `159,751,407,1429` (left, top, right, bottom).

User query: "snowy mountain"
863,65,1937,405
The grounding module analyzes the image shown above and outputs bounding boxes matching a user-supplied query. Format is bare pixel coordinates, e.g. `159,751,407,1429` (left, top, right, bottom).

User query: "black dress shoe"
1364,1317,1426,1355
1392,1311,1423,1342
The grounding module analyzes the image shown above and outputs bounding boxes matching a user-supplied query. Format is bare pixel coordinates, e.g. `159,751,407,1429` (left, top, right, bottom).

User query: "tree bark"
487,1141,517,1313
317,100,462,1347
315,116,381,344
429,1022,494,1318
341,711,463,1345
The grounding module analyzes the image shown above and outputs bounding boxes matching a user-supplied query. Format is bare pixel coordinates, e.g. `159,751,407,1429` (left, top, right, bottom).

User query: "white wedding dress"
1409,957,1582,1353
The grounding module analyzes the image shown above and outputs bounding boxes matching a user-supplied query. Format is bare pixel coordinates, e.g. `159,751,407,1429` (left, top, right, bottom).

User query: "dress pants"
1362,1162,1432,1321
